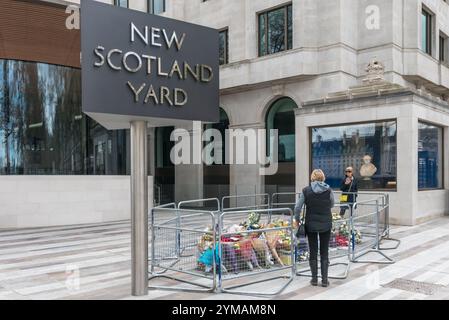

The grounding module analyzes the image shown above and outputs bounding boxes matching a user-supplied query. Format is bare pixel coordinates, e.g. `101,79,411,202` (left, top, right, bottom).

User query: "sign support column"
130,120,148,296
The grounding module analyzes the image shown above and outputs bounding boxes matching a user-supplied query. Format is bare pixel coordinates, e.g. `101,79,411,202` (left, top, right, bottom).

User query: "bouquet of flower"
351,229,362,244
331,219,363,246
332,212,342,221
276,230,292,250
247,212,261,230
335,234,349,247
271,219,290,228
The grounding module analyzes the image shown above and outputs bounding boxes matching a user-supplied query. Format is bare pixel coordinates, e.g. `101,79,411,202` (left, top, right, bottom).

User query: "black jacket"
340,177,358,203
303,186,333,233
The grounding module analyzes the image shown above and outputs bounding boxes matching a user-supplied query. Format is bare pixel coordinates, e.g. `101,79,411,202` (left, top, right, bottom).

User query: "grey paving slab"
0,216,448,300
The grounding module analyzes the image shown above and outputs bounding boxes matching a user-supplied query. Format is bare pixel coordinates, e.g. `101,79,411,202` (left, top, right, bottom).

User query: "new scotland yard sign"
81,0,219,129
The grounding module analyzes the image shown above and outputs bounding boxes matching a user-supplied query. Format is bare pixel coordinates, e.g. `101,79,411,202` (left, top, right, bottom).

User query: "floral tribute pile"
197,212,292,273
196,212,363,273
331,213,362,247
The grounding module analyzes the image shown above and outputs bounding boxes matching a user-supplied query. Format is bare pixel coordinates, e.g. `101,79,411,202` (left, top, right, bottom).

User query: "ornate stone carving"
362,58,385,84
271,84,285,96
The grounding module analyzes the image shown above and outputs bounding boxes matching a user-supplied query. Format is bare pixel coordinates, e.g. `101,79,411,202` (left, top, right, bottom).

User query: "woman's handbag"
339,179,353,203
295,209,306,238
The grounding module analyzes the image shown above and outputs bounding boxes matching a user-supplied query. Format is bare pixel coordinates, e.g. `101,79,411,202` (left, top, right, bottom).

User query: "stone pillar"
174,121,204,203
148,127,155,176
394,114,418,225
295,109,310,194
227,123,265,208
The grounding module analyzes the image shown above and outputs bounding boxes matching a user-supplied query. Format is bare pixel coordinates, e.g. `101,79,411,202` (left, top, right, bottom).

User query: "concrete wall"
0,176,153,229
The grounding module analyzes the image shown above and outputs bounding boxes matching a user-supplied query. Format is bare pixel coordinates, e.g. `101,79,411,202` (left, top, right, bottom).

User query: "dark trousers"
340,202,354,217
307,230,331,279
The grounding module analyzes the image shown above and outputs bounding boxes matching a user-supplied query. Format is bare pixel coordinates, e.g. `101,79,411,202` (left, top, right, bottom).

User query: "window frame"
114,0,128,8
440,32,448,64
421,8,433,56
219,28,229,65
148,0,166,14
257,3,293,57
418,120,445,191
265,97,297,163
309,119,399,192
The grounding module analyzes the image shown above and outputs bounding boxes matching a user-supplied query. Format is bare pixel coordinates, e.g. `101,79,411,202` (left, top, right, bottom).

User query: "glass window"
149,0,166,14
86,117,129,175
115,0,128,8
219,29,229,65
258,4,293,57
0,59,129,175
266,97,297,162
418,122,443,190
311,121,397,190
155,126,174,168
422,9,432,55
440,33,447,63
258,13,267,57
287,4,293,51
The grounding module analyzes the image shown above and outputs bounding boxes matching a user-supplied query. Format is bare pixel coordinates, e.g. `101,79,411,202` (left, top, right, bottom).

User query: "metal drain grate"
382,278,445,296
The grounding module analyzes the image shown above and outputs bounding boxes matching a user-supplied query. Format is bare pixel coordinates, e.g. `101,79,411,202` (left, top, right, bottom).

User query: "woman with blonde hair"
294,169,335,287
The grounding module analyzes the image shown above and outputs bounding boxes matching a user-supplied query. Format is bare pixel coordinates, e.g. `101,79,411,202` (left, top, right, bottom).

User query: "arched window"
266,97,297,162
203,108,229,165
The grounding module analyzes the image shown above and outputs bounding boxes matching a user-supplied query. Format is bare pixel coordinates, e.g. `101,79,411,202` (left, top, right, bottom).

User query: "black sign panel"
81,0,219,129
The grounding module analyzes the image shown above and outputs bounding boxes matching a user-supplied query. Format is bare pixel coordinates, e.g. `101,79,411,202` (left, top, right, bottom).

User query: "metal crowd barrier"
334,191,401,250
221,193,270,212
218,208,295,296
148,191,399,296
270,192,398,276
295,204,352,280
149,205,218,292
178,197,221,212
377,194,401,250
350,199,394,264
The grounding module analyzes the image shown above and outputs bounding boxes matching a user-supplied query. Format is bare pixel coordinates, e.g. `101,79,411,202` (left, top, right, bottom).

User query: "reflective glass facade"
0,59,129,175
311,121,397,190
418,122,443,190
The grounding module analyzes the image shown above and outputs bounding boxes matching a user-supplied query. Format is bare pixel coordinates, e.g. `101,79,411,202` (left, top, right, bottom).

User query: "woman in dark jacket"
294,169,334,287
339,167,358,217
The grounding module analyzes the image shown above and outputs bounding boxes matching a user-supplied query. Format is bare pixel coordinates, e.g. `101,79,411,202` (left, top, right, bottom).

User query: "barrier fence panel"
271,192,300,211
178,198,221,212
334,191,400,250
350,199,394,264
148,203,177,276
378,194,401,250
221,194,270,212
218,208,295,296
148,191,398,296
295,204,352,280
149,207,218,292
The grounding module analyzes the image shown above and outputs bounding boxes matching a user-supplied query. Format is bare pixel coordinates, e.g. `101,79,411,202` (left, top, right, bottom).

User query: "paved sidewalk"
0,217,449,300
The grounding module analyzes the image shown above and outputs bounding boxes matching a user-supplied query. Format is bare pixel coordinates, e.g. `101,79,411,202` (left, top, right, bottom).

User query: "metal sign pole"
130,120,148,296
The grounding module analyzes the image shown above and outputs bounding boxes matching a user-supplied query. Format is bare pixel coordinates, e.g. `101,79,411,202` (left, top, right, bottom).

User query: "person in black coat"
339,167,358,217
294,169,334,287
